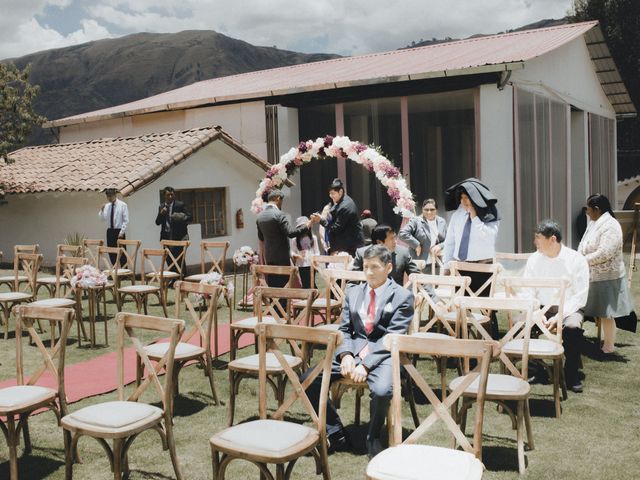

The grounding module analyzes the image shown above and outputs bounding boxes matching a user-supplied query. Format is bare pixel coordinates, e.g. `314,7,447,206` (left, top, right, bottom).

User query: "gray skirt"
584,276,634,318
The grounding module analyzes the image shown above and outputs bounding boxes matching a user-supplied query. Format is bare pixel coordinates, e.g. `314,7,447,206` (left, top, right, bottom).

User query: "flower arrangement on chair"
194,272,234,306
70,265,108,288
233,246,260,267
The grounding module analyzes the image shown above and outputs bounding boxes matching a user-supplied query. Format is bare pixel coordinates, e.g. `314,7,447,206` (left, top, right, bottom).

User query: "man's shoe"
366,437,384,460
568,381,584,393
327,430,350,454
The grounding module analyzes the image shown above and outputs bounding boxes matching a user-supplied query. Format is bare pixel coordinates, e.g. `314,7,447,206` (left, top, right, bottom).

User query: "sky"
0,0,574,60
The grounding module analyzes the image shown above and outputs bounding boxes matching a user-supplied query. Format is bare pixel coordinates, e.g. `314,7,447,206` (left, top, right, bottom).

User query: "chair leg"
227,369,237,427
553,359,562,418
21,414,32,454
166,419,184,480
203,355,220,405
211,445,220,480
113,438,124,480
524,399,534,450
64,429,74,480
7,415,19,480
516,400,526,475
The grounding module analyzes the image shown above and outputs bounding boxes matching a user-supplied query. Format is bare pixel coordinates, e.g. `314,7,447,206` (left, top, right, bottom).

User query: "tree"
0,62,46,200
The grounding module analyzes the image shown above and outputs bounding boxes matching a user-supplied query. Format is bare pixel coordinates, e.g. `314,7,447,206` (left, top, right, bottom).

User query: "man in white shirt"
524,220,589,393
98,188,129,265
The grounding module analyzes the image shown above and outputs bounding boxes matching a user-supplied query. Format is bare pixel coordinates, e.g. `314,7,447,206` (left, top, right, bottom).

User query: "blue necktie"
458,215,472,261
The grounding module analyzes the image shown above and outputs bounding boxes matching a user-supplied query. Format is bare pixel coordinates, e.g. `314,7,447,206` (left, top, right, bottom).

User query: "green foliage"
0,62,47,200
64,232,86,246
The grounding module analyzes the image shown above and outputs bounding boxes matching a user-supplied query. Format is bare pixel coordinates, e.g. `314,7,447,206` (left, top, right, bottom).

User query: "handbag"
615,311,637,333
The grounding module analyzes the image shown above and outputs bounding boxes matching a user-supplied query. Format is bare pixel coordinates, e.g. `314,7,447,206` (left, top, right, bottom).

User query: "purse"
615,311,638,333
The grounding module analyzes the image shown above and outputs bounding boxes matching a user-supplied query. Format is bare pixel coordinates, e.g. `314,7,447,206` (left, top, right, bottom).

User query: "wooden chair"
210,323,340,480
501,276,570,418
493,252,533,299
138,281,223,405
35,244,83,297
449,296,539,474
118,248,168,316
227,286,317,426
82,239,103,268
0,253,42,339
184,240,230,281
241,264,298,310
0,305,74,480
98,246,123,310
31,256,88,346
0,245,40,292
366,334,495,480
62,312,185,480
160,239,190,279
116,239,141,286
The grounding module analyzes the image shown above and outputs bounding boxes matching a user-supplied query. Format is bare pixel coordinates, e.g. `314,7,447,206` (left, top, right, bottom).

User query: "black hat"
329,178,344,190
104,188,118,195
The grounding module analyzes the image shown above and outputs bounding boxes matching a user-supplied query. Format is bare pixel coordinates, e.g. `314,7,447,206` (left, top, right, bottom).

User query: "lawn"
0,268,638,479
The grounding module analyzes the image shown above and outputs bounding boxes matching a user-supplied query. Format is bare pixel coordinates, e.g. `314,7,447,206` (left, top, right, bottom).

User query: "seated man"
524,220,589,393
352,224,421,286
303,245,414,458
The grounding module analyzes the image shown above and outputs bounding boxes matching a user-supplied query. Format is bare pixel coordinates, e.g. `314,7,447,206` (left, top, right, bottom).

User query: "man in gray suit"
352,224,421,286
399,198,447,270
256,189,308,286
303,245,414,458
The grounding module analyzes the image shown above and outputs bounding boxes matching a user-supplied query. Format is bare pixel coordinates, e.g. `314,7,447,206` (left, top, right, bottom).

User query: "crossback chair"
0,305,74,480
118,248,168,317
35,244,83,297
62,313,185,480
501,276,570,418
449,296,539,474
493,252,533,299
211,323,340,480
31,256,88,346
315,269,367,333
227,286,318,426
366,334,495,480
0,245,40,293
160,239,190,279
98,246,123,309
116,239,141,286
0,253,42,340
138,281,223,405
82,239,103,268
185,240,230,281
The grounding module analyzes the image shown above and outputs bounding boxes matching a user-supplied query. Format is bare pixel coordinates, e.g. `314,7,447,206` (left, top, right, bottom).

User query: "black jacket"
155,200,192,241
256,205,304,266
322,194,365,254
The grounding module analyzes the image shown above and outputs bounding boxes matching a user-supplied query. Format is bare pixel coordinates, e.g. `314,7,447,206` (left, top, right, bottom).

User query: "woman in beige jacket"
578,194,634,354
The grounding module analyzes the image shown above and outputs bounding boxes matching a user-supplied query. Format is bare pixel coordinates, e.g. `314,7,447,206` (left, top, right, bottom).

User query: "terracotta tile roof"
44,21,632,127
1,126,272,196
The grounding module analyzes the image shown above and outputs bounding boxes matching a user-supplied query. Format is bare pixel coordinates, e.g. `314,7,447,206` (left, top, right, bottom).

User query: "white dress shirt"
358,279,392,321
427,219,438,247
524,245,589,317
443,206,499,267
98,198,129,233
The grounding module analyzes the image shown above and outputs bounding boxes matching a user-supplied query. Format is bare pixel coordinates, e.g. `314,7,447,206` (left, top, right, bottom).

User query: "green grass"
0,270,639,479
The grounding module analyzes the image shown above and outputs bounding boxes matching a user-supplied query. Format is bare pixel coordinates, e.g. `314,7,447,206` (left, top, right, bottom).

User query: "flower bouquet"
233,246,259,267
193,272,234,307
70,265,108,289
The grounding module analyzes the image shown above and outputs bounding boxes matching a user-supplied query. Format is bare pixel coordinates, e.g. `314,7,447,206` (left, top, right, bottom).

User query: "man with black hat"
99,188,129,265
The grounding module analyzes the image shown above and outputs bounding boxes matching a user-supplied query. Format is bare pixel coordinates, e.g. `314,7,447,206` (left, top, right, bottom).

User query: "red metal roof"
49,21,619,127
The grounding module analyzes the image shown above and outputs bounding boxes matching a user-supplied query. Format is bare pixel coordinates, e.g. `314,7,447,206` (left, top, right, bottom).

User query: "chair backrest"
455,296,539,378
503,276,570,343
98,246,122,283
56,256,88,298
117,239,142,276
160,240,190,276
255,323,341,442
141,248,168,287
449,261,502,298
83,239,104,268
429,252,445,275
56,244,83,257
115,312,185,415
493,252,533,296
14,253,42,294
14,244,39,255
199,241,230,275
254,286,318,327
251,264,298,289
14,305,75,414
408,273,470,335
174,280,222,352
384,334,495,456
324,269,366,308
310,254,351,285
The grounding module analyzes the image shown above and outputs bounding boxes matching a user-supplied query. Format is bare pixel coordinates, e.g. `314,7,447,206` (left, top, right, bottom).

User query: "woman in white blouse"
578,194,634,354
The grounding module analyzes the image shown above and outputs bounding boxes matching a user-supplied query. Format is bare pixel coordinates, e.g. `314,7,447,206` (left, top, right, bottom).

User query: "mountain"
2,30,339,143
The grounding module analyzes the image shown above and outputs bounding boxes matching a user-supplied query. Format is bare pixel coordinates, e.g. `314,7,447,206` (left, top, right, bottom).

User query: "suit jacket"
256,205,304,266
352,245,421,286
155,200,192,241
398,215,447,263
336,279,413,371
321,194,365,254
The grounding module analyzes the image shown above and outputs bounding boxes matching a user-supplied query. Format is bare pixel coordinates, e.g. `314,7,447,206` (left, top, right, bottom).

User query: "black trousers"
106,228,126,266
458,267,499,339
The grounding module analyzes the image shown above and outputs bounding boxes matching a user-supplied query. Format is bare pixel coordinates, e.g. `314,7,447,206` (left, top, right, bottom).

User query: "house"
0,126,278,267
25,21,638,255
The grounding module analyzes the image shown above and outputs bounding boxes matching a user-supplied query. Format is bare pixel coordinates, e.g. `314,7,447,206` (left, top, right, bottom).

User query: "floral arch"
251,135,416,217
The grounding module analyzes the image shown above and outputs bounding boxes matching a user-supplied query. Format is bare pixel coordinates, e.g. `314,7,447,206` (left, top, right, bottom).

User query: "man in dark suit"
155,186,192,272
256,189,309,287
303,245,414,458
352,224,421,286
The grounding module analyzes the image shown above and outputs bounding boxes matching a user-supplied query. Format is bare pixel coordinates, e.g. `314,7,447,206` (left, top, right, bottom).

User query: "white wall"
478,84,515,253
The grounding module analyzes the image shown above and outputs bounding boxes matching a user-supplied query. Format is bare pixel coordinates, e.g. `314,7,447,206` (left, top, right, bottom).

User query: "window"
174,188,227,238
588,113,615,200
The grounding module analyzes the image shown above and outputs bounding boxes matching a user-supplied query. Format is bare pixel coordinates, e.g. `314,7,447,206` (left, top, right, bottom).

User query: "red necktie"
365,289,376,335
